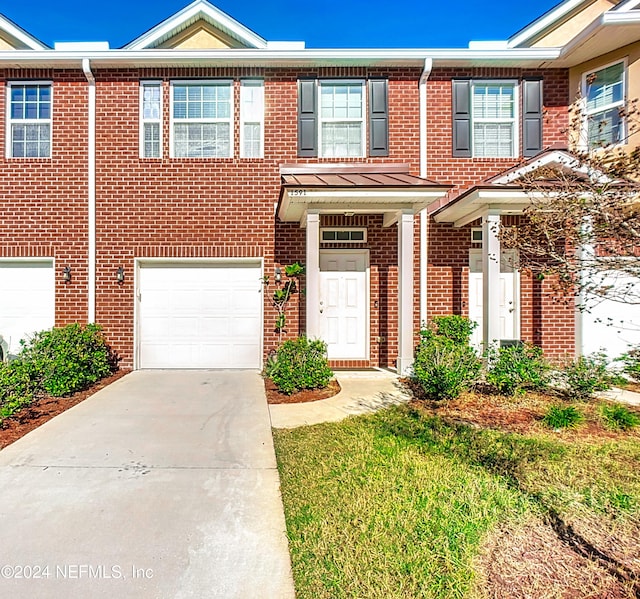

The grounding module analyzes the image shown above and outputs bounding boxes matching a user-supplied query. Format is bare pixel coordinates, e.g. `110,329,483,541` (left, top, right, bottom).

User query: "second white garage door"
137,261,263,369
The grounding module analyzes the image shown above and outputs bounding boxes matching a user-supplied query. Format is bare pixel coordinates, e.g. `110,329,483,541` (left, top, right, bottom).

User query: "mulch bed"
0,369,131,450
264,377,341,404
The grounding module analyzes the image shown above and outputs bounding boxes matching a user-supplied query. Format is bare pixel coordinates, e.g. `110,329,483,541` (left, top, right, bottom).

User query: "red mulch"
264,378,341,404
0,369,131,450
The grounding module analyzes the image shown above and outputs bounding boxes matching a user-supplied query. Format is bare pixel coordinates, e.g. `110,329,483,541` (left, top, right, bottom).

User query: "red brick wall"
0,69,89,326
0,64,576,367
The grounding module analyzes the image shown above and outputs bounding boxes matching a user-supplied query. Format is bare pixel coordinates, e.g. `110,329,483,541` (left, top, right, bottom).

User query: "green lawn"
273,404,640,598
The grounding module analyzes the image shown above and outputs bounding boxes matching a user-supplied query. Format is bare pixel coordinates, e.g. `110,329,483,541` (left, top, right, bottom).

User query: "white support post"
305,211,321,340
397,210,414,375
482,211,502,352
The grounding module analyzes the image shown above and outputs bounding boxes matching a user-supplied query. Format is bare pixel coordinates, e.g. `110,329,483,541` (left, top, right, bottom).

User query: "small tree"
266,262,305,343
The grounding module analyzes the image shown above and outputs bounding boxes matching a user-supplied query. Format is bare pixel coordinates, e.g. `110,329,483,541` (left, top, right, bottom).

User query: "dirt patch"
0,369,130,450
264,378,341,404
476,518,637,599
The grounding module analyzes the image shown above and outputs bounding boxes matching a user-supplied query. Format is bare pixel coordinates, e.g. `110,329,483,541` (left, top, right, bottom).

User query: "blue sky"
3,0,561,49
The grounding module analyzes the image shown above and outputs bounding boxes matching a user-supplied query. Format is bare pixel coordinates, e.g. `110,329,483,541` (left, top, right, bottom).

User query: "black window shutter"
452,79,471,157
522,78,543,157
298,78,318,157
368,79,389,156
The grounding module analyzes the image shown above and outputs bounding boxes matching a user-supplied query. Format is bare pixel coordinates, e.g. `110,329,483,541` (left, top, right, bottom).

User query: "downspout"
419,58,432,327
82,58,96,323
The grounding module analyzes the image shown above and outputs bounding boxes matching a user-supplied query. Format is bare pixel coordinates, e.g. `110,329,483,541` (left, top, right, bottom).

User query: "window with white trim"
140,81,162,158
583,61,625,148
171,81,233,158
240,79,264,158
7,82,52,158
319,81,365,158
471,82,517,158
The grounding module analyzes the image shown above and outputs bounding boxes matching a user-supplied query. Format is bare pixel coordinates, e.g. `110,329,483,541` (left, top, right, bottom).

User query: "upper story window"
170,81,233,158
453,78,542,159
471,83,517,158
319,81,365,158
7,82,52,158
140,81,162,158
298,78,388,158
240,79,264,158
583,61,626,148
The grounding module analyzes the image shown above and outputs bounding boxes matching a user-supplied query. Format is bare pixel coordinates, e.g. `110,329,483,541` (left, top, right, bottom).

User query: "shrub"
600,404,640,430
430,315,478,345
617,346,640,382
18,323,116,397
560,352,611,401
0,359,36,420
412,337,481,401
543,405,584,429
485,343,549,396
266,337,333,395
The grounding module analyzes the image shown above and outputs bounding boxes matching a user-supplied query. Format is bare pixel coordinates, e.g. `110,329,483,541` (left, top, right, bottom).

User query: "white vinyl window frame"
240,79,264,159
139,80,163,159
169,80,234,159
318,79,366,159
582,59,627,149
470,80,519,159
6,80,53,159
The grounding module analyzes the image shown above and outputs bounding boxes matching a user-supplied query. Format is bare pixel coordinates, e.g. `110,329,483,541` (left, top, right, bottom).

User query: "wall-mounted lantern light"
62,266,72,282
116,267,125,283
274,266,282,284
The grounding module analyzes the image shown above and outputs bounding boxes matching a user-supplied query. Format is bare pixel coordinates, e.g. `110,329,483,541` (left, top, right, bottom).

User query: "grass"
274,403,640,598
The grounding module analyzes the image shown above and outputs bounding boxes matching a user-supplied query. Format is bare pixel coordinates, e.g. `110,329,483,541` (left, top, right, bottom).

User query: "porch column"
482,211,502,350
305,211,321,340
397,210,414,375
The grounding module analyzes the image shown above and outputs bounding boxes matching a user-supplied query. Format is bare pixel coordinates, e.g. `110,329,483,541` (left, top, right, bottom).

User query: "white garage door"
137,262,263,369
0,260,55,357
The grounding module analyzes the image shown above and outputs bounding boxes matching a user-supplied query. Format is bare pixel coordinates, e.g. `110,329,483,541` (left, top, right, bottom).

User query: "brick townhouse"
0,0,639,372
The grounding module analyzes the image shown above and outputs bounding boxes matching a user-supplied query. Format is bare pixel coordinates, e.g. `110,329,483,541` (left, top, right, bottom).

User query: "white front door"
319,250,368,360
468,250,520,349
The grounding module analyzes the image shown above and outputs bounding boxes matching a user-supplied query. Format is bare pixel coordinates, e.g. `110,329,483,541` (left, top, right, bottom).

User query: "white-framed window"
319,80,365,158
240,79,264,158
170,80,233,158
470,228,483,243
471,81,518,158
320,228,367,243
140,81,162,158
7,81,52,158
583,60,626,148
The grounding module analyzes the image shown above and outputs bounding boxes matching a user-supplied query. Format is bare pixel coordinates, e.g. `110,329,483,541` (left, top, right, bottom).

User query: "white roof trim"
491,150,583,184
0,13,48,50
125,0,267,50
613,0,640,11
507,0,592,48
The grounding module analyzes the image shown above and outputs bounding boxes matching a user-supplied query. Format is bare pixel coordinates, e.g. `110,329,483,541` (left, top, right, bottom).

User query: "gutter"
82,58,96,323
419,58,432,327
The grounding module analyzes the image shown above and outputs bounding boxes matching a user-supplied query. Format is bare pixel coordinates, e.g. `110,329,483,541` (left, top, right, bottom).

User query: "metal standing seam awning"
277,163,451,226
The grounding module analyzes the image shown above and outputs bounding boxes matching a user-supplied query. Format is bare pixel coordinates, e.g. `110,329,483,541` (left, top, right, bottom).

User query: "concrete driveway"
0,370,295,599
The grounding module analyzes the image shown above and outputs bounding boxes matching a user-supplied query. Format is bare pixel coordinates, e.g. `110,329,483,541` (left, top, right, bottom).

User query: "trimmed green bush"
266,337,333,395
600,404,640,430
0,359,36,420
18,323,116,397
430,315,478,345
617,346,640,382
543,405,584,429
486,343,549,396
560,353,611,401
412,337,481,401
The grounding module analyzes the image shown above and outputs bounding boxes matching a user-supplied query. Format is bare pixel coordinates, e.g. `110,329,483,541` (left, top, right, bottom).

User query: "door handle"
319,300,324,314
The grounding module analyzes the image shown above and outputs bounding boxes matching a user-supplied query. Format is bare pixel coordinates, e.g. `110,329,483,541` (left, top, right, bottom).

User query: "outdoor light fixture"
344,211,355,217
274,266,282,283
116,267,125,283
62,266,72,282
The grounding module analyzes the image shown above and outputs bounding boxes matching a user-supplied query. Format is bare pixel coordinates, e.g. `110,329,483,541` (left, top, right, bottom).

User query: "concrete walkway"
269,369,411,429
0,370,295,599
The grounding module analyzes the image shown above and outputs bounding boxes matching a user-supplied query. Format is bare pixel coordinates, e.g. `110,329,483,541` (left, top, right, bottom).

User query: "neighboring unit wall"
0,68,90,326
425,68,575,356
